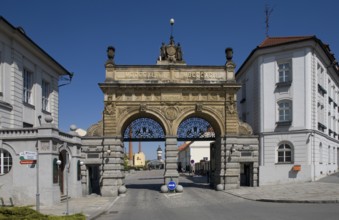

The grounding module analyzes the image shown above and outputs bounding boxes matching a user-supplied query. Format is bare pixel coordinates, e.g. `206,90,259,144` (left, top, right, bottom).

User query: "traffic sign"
167,181,176,191
190,159,195,164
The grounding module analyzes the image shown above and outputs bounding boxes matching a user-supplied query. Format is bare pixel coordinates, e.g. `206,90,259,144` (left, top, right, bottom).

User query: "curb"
225,191,339,204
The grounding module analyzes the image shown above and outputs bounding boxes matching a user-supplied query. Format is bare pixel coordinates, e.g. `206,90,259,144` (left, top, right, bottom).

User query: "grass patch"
0,206,85,220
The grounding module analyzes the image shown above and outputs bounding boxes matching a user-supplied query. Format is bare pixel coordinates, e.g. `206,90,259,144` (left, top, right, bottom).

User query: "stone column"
101,137,124,197
164,136,179,185
213,136,223,187
81,164,88,196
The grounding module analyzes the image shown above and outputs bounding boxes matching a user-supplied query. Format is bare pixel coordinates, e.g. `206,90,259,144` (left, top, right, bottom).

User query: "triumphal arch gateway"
84,35,259,196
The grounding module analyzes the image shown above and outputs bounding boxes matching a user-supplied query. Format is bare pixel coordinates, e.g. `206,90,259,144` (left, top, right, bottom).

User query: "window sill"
276,81,292,87
276,121,292,126
23,102,35,110
275,162,293,165
0,100,13,111
42,109,51,115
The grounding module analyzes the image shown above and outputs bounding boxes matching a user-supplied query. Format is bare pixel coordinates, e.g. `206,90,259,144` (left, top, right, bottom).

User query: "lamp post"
56,156,84,216
36,141,39,212
56,157,70,215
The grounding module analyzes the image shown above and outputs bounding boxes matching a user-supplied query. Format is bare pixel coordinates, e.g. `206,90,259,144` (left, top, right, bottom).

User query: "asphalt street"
95,170,339,220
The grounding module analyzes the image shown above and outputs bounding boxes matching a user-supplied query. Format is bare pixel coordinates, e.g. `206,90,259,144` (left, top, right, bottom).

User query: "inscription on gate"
114,70,226,81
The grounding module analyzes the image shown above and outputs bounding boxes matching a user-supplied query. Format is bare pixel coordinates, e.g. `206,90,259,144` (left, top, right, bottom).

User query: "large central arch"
96,45,258,196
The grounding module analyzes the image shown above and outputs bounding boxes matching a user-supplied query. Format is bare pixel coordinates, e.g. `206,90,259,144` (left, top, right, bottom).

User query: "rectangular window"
23,69,33,104
317,63,324,87
279,101,291,121
278,62,291,83
42,80,50,111
328,146,331,164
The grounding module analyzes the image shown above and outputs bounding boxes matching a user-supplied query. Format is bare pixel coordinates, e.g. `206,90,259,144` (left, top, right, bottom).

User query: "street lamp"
56,158,84,215
56,157,70,216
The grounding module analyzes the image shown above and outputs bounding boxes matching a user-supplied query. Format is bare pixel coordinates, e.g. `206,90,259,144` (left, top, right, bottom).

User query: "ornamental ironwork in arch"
177,117,215,141
123,118,165,141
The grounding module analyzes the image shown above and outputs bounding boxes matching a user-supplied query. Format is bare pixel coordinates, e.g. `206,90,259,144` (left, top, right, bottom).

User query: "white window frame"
0,148,12,175
278,60,292,83
23,68,33,104
317,63,324,87
42,80,50,112
278,100,292,122
277,142,293,164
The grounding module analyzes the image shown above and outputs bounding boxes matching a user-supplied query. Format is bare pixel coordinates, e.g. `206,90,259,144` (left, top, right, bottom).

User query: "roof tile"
259,36,315,48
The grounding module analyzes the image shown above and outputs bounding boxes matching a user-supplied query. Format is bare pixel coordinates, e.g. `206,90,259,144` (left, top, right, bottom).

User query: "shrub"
0,207,85,220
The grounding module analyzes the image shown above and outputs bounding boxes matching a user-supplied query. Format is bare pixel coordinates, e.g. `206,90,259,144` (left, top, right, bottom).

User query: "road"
96,170,339,220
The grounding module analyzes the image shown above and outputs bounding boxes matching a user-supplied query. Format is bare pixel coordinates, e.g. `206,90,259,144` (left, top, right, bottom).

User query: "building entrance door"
88,165,101,195
240,163,252,186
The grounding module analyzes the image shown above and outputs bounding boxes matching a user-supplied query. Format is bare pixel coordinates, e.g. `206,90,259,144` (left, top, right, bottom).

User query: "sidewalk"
37,194,118,220
225,174,339,203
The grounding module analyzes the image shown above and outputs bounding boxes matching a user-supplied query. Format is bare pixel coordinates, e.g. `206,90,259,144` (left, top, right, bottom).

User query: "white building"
178,141,211,172
0,16,82,206
236,36,339,185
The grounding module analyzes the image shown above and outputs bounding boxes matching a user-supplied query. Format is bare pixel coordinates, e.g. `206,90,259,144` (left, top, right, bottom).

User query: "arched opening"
122,117,166,191
176,116,219,189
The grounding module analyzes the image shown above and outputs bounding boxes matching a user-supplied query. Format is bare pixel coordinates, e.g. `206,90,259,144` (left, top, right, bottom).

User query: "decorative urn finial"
106,46,115,63
225,47,233,61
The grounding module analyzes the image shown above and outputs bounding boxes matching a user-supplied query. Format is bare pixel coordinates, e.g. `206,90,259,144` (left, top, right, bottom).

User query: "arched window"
0,148,13,175
277,143,293,163
53,158,58,183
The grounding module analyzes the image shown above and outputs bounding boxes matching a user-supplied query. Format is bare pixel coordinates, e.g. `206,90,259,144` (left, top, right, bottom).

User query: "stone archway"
97,42,258,196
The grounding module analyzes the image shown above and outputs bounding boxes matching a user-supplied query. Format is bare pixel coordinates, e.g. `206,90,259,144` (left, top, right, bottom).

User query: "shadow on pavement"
125,183,162,191
179,175,213,189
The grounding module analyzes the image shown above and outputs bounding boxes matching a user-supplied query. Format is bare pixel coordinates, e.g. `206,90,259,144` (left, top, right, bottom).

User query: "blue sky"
1,0,339,160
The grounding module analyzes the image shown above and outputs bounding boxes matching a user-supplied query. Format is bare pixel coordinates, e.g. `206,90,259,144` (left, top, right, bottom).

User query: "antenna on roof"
265,4,274,37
